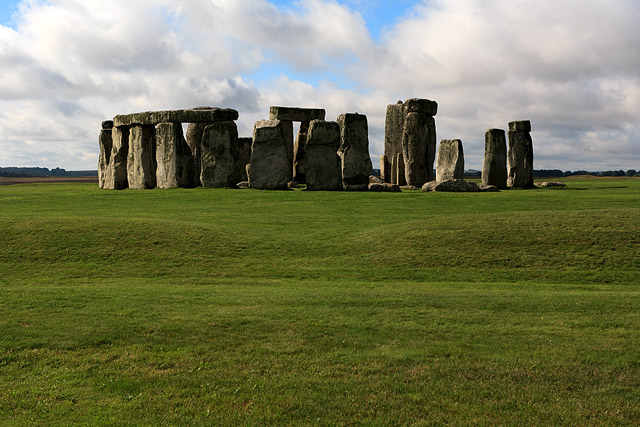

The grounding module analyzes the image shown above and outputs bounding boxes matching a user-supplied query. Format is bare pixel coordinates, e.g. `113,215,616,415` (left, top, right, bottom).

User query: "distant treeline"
462,169,639,178
0,167,98,178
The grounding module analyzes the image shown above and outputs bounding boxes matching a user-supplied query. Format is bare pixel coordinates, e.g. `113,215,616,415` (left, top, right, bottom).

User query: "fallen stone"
344,184,370,191
249,120,291,190
337,113,373,186
421,179,480,192
98,124,113,189
369,175,385,184
538,181,566,187
269,106,326,122
508,120,532,132
236,181,249,189
156,122,198,188
508,129,534,188
127,125,157,189
400,185,417,190
103,126,129,190
478,184,500,192
404,98,438,116
402,112,430,186
482,129,507,188
305,120,342,191
113,108,239,127
368,182,401,192
436,139,465,181
200,121,238,188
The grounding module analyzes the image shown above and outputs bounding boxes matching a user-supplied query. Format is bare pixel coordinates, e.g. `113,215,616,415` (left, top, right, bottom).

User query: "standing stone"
305,120,342,191
281,120,294,179
426,116,437,182
507,120,534,188
384,101,404,182
402,112,430,186
436,139,465,181
379,155,388,183
482,129,507,188
390,154,398,185
236,137,253,182
249,120,291,190
185,122,210,179
396,153,407,186
156,122,197,188
337,113,373,186
200,121,238,188
127,125,157,189
104,126,129,190
98,121,113,189
293,121,310,183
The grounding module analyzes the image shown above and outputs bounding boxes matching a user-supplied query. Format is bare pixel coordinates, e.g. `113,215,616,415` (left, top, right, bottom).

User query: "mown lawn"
1,177,639,425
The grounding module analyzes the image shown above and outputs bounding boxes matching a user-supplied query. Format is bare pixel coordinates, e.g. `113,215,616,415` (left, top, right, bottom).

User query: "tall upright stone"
236,137,253,182
249,120,291,190
337,113,373,186
104,126,129,190
185,122,209,179
379,155,388,182
482,129,507,188
402,112,430,186
127,125,157,189
507,120,534,188
383,102,404,182
390,154,398,185
305,120,342,191
200,121,238,188
98,121,113,189
396,153,407,186
293,121,310,183
436,139,465,181
156,122,197,188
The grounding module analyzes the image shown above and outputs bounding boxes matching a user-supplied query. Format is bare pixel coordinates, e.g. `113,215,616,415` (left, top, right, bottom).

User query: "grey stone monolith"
384,101,404,182
379,155,389,183
305,120,342,191
396,153,407,186
293,121,310,183
402,112,430,186
390,154,398,185
156,122,197,188
436,139,465,181
507,120,534,188
98,121,113,189
103,126,129,190
200,121,238,188
249,120,291,190
337,113,373,186
281,120,294,178
236,137,253,182
482,129,507,188
127,125,157,189
185,122,209,178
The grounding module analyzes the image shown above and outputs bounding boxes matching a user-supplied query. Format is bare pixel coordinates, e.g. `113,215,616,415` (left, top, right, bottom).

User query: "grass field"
1,177,639,425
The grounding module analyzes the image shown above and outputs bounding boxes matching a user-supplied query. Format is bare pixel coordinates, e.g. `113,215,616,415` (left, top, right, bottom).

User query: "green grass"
1,177,639,425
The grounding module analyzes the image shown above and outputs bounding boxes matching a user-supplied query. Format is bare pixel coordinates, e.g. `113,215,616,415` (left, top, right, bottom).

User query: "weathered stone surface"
305,120,342,191
436,139,465,182
390,154,398,185
426,116,437,182
507,130,534,188
478,184,500,192
200,121,238,188
344,184,369,191
281,120,294,179
369,175,385,184
509,120,532,132
293,121,310,183
482,129,507,188
396,153,407,186
384,102,404,170
98,128,113,189
368,182,401,192
156,122,197,189
249,120,291,190
404,98,438,116
185,122,209,178
422,179,479,192
337,113,373,186
127,125,156,189
102,120,114,130
268,106,325,122
379,155,390,183
402,112,430,186
103,126,129,190
113,108,239,127
400,185,417,190
236,137,253,182
539,181,566,187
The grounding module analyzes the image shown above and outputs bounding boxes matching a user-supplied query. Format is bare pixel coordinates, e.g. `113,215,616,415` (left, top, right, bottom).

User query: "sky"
0,0,639,171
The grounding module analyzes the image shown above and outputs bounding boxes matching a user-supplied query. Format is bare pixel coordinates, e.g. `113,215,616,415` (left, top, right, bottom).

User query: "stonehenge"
99,103,535,193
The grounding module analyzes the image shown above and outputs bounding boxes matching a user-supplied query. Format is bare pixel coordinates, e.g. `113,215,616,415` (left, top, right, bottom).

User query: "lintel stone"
113,108,239,127
508,120,532,132
269,106,326,122
404,98,438,116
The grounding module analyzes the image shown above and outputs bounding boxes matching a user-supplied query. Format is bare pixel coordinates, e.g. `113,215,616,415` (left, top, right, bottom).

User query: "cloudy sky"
0,0,639,171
